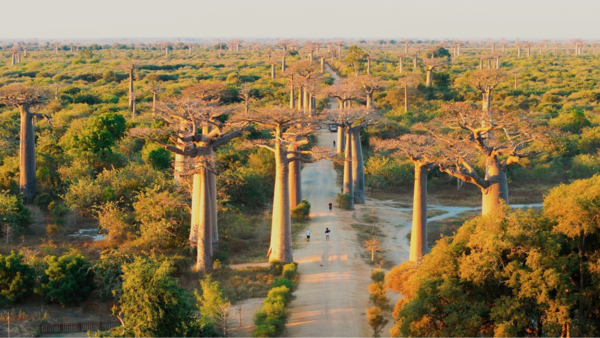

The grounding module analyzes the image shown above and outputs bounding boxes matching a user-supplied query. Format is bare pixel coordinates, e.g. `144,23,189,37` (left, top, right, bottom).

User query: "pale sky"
2,0,599,41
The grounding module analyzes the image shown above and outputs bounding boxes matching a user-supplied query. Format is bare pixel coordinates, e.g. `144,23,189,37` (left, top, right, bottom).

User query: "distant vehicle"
328,124,338,132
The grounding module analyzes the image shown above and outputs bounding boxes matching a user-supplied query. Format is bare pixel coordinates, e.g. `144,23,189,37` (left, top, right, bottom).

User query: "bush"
282,263,298,280
272,277,293,290
0,192,30,236
266,286,292,306
37,253,94,306
34,193,53,210
291,199,311,221
0,251,35,305
370,269,385,283
337,193,352,210
92,249,134,300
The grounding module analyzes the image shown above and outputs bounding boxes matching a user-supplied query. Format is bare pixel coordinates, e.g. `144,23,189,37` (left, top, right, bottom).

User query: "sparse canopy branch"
396,53,407,73
0,84,50,202
289,61,322,115
422,59,445,87
372,134,442,264
183,82,228,102
238,83,255,113
433,102,545,215
234,107,326,263
130,99,246,271
353,75,386,108
277,39,292,52
397,75,420,112
467,69,507,112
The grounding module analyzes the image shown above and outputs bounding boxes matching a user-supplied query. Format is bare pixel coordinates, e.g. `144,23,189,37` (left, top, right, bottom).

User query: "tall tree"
0,85,50,202
131,99,246,270
353,75,386,109
467,69,507,112
397,75,419,112
433,103,544,214
146,81,164,117
373,135,441,264
120,62,137,111
422,59,445,87
236,107,329,262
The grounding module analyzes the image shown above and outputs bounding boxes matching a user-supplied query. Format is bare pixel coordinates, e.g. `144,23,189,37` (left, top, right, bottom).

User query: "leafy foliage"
37,252,94,306
0,251,35,305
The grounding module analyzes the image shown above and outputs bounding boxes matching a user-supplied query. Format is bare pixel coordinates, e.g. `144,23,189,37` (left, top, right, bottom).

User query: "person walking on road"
306,229,311,242
325,228,330,241
333,140,336,148
328,202,332,211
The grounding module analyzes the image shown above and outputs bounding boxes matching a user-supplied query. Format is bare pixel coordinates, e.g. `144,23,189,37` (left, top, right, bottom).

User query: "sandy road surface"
285,130,372,337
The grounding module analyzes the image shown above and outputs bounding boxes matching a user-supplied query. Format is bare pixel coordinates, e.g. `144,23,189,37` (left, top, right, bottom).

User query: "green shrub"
34,193,53,210
0,192,30,236
282,263,298,280
291,199,311,221
337,193,352,210
370,269,385,283
269,261,284,276
0,251,35,305
92,249,134,300
266,285,292,305
272,277,293,290
37,253,94,306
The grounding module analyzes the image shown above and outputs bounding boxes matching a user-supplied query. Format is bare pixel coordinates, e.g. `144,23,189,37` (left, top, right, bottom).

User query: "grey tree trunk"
303,89,309,115
404,84,409,112
413,55,418,69
320,57,325,73
11,53,15,66
288,144,302,209
336,128,345,155
517,48,521,58
351,128,366,204
482,90,491,112
297,87,303,110
481,156,508,215
19,106,36,202
269,139,293,263
128,70,134,110
342,128,354,210
366,93,373,108
192,167,213,271
208,147,219,252
398,57,403,73
271,64,275,80
367,58,371,74
409,164,429,264
282,55,286,72
131,97,136,119
496,57,500,69
426,69,433,87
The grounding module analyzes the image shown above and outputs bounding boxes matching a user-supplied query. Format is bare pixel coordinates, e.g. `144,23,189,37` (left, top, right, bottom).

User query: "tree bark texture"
426,69,433,87
398,57,403,73
269,134,293,263
297,87,303,110
482,90,491,112
351,128,366,204
128,70,134,110
290,85,295,109
409,164,429,264
271,64,275,80
342,128,354,210
481,156,508,215
336,128,345,155
192,168,213,271
288,144,302,209
282,55,286,72
404,84,409,112
19,106,36,202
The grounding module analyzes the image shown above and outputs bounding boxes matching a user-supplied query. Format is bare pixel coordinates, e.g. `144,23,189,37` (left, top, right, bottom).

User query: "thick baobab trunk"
517,48,521,58
289,85,295,109
207,147,219,252
192,168,212,271
342,128,354,210
481,156,508,215
288,145,302,209
309,50,313,63
351,128,366,204
282,55,286,72
297,87,303,110
303,89,309,115
405,42,409,53
165,47,169,56
131,97,136,119
367,58,371,74
527,47,531,58
23,49,27,57
425,68,433,87
496,57,500,69
404,84,409,112
189,46,192,55
19,106,36,202
413,55,418,68
487,59,492,69
11,53,15,66
268,142,293,263
409,164,428,264
320,57,325,73
398,57,403,73
457,45,461,55
128,70,134,110
366,93,373,108
271,64,275,80
336,128,345,155
482,90,491,112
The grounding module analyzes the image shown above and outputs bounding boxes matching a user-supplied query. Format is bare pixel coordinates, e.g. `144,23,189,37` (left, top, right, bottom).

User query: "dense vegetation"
1,38,599,336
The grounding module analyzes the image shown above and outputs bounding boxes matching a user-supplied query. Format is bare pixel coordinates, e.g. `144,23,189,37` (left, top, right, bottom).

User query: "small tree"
195,274,231,336
0,251,35,305
0,192,30,240
364,238,382,262
366,306,388,337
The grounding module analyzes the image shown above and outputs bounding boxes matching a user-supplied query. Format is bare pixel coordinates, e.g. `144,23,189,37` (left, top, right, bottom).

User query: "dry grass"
351,209,394,269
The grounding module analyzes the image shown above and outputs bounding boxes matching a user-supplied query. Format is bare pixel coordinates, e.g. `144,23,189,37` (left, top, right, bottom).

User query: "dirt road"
285,131,372,337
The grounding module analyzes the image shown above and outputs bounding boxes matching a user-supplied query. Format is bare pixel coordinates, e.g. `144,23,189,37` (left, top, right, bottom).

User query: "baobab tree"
511,67,525,90
522,42,534,58
10,47,20,66
0,84,51,202
396,53,407,73
326,107,380,205
120,62,137,111
353,75,386,108
433,103,544,215
161,41,172,56
146,82,164,117
403,39,411,53
422,59,445,87
335,40,344,57
515,42,523,58
398,75,420,112
289,61,322,115
238,83,255,113
235,107,329,263
131,99,246,270
499,38,508,53
372,135,441,264
183,82,228,102
467,69,507,112
321,80,361,154
277,39,292,52
268,58,278,80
